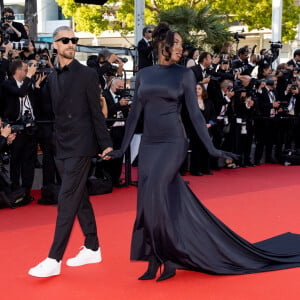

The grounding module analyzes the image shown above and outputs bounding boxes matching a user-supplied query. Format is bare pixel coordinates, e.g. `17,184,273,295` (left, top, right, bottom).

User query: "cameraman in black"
232,76,256,166
88,49,124,89
287,49,300,69
282,80,300,150
1,8,28,42
0,121,16,195
231,46,256,76
1,59,41,197
102,77,130,187
254,75,281,165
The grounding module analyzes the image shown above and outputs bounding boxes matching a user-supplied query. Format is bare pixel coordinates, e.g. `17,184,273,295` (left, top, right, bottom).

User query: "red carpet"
1,164,300,300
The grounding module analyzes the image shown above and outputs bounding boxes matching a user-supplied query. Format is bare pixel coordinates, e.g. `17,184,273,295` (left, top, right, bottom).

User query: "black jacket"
47,59,112,159
7,21,28,42
137,38,153,70
1,76,38,122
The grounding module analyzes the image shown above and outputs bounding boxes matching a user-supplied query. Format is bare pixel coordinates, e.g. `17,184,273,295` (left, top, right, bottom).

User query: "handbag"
87,164,113,195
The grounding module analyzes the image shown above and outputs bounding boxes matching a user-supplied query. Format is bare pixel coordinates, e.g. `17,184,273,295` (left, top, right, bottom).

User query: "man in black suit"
254,75,281,164
102,78,130,186
1,8,28,42
137,26,154,70
29,26,113,278
1,59,39,196
231,46,256,76
191,51,213,84
286,49,300,69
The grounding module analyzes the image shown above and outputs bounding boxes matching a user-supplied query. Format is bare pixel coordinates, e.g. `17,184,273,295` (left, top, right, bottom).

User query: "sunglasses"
55,37,79,44
146,30,152,33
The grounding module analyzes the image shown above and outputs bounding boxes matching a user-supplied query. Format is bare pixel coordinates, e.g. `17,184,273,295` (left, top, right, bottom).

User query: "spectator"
188,82,216,176
137,26,154,70
185,47,199,68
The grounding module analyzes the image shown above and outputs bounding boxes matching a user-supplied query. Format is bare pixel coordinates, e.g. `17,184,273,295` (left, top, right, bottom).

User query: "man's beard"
61,49,75,59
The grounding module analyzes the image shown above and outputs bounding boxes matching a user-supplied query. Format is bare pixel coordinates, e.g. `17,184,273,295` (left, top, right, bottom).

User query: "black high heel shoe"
156,261,176,282
138,256,161,280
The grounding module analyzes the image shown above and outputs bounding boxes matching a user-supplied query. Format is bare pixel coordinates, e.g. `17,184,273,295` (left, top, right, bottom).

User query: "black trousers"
49,156,99,261
9,130,37,192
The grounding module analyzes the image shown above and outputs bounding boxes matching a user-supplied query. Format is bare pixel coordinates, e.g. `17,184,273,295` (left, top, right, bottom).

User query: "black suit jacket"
8,21,28,42
47,59,112,159
256,87,279,117
1,76,38,122
286,59,300,69
137,38,153,70
190,65,206,83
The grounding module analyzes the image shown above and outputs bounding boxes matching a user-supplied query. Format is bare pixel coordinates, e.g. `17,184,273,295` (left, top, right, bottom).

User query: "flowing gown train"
119,64,300,275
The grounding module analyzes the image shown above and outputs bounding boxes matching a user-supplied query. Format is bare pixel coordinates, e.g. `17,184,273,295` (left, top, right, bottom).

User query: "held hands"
102,149,123,160
98,147,113,161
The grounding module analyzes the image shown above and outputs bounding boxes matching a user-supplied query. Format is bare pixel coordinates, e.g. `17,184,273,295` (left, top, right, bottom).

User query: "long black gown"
119,63,300,275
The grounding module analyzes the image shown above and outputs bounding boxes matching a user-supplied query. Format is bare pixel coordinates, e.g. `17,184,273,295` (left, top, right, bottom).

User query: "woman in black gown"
110,23,300,281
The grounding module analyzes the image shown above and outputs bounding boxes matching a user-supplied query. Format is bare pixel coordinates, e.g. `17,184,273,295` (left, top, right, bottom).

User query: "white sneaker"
66,246,102,267
28,257,61,278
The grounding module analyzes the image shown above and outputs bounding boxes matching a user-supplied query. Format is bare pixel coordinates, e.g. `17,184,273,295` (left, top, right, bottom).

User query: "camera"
2,121,25,133
3,111,36,133
118,57,128,63
233,64,249,74
291,84,298,91
35,55,52,74
105,63,119,77
234,32,246,42
115,88,133,102
277,101,290,114
270,41,282,50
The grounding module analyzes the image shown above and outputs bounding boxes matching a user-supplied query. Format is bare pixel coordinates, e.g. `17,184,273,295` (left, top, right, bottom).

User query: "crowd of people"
138,25,300,176
0,13,300,207
0,12,299,281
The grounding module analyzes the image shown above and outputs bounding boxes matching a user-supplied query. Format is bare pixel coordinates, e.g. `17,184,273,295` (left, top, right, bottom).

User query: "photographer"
19,41,36,61
286,49,300,69
209,79,236,169
1,8,28,42
282,81,300,149
232,76,256,166
254,75,281,165
88,49,124,89
102,77,130,187
191,52,213,85
1,59,40,196
231,46,256,76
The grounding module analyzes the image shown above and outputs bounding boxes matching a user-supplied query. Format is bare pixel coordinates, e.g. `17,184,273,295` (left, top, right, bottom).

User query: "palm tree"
159,5,232,53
